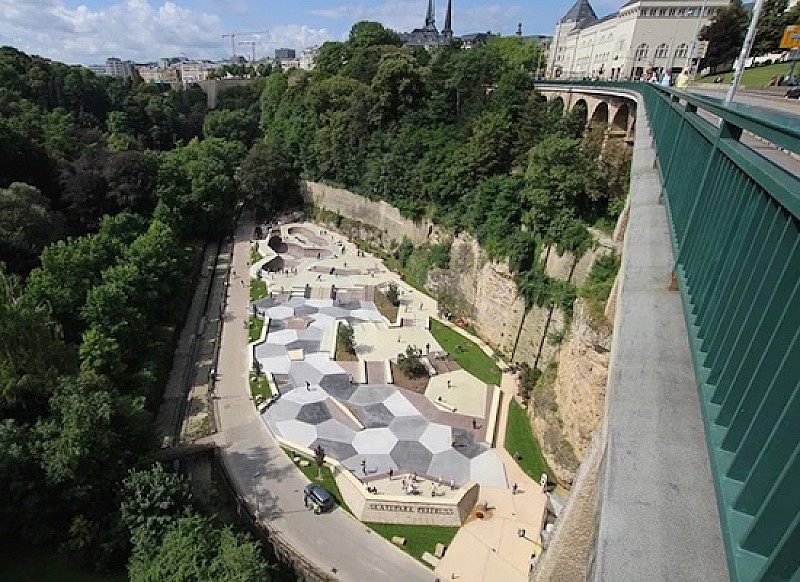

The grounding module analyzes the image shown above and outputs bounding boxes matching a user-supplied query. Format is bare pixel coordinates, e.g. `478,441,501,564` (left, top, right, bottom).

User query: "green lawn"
505,399,553,482
250,245,264,264
248,316,264,342
365,523,459,566
249,373,271,404
250,279,268,301
283,450,350,513
430,319,501,385
699,62,797,87
0,546,126,582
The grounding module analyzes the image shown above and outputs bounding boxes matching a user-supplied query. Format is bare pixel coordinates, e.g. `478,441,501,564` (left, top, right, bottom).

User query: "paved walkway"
212,214,433,581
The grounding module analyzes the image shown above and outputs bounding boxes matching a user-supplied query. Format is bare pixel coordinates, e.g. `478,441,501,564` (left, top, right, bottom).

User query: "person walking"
675,69,690,90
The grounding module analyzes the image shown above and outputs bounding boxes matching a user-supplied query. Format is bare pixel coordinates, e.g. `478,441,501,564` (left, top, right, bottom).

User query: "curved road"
212,214,434,582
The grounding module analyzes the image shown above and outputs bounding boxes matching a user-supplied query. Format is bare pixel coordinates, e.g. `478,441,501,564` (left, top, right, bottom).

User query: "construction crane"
238,41,257,63
221,31,269,62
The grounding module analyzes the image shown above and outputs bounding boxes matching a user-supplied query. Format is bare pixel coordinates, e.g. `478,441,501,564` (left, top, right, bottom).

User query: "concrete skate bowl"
287,226,327,247
284,242,334,260
268,235,287,254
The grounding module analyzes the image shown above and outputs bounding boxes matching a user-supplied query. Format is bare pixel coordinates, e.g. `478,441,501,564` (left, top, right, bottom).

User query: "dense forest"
0,45,284,580
1,20,629,580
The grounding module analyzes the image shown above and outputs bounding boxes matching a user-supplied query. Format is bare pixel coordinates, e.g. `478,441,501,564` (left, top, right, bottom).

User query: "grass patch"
699,62,797,87
430,319,501,385
250,278,268,301
365,523,458,566
0,545,126,582
249,373,271,404
248,316,264,343
505,399,553,482
282,449,350,513
250,245,264,264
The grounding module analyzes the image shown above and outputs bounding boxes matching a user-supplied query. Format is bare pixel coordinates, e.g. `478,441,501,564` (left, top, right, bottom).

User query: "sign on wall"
780,25,800,49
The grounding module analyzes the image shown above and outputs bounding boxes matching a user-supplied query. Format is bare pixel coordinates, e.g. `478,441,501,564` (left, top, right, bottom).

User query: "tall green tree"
0,182,63,273
754,0,791,55
700,0,749,70
128,514,270,582
239,137,301,215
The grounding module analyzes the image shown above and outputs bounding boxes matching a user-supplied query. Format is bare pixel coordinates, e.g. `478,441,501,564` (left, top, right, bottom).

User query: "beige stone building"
547,0,731,80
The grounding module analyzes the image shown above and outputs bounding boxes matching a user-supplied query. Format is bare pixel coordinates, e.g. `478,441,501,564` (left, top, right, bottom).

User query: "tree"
369,51,424,126
314,444,325,479
397,345,427,378
120,464,194,548
348,21,403,51
0,182,63,273
754,0,791,55
700,1,749,70
202,109,259,146
386,282,400,307
128,514,270,582
521,136,589,235
239,137,300,215
155,137,246,238
0,268,74,418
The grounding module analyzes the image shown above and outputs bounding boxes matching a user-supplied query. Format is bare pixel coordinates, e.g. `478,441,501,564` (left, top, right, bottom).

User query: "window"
655,43,669,58
675,43,688,59
634,43,649,60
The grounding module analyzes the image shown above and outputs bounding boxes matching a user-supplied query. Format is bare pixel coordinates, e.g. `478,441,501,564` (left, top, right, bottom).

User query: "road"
212,213,434,582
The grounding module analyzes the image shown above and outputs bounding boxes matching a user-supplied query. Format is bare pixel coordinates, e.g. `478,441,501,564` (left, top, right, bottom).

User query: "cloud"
0,0,331,65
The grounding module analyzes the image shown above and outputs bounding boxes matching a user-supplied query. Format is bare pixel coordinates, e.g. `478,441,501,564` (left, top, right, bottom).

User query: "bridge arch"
611,103,630,132
591,101,609,125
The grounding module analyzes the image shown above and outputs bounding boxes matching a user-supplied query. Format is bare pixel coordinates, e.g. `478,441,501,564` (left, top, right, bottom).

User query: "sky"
0,0,623,65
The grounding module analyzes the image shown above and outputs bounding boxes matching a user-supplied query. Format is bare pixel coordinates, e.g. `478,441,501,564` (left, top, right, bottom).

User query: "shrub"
397,345,427,378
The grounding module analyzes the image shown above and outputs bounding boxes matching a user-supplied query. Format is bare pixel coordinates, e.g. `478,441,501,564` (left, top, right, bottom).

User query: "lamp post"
686,0,709,75
726,0,766,104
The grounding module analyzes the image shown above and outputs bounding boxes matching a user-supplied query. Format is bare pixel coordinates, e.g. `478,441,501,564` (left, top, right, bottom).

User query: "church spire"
443,0,452,38
425,0,435,27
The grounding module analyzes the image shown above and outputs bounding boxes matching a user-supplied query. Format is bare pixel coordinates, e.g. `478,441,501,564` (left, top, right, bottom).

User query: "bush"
386,282,400,307
336,323,355,356
396,345,427,378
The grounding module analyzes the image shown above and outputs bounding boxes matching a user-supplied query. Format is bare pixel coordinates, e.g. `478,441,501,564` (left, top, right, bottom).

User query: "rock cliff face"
303,180,617,485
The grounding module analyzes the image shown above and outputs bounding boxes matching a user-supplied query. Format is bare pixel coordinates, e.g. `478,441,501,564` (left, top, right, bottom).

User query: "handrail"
535,81,800,582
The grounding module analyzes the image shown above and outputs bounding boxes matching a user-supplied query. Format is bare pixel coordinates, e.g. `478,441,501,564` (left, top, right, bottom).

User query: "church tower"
442,0,453,40
425,0,435,28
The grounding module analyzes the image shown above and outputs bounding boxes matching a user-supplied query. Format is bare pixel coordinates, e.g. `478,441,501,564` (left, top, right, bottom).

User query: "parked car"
785,86,800,100
304,483,335,513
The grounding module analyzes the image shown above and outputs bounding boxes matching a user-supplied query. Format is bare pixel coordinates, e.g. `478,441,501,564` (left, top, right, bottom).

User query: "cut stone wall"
301,181,437,246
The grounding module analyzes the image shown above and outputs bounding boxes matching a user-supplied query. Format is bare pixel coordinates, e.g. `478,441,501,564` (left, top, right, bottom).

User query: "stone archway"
612,103,629,132
591,102,609,125
571,99,589,125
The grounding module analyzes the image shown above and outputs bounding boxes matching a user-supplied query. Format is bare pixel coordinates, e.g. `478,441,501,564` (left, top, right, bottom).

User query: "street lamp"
686,0,709,75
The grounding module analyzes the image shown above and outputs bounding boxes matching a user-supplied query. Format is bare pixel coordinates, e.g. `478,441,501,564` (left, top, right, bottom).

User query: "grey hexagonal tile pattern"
253,290,505,487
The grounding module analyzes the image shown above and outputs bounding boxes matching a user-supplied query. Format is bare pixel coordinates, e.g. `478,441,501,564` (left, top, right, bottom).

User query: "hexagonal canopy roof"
390,440,434,471
419,422,453,454
383,391,419,417
389,416,429,440
360,403,394,428
350,385,394,406
296,401,332,424
275,419,317,447
352,428,398,454
310,438,357,460
428,448,471,485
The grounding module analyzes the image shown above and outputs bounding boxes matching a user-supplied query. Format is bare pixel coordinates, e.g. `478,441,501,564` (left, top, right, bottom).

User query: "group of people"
644,68,691,90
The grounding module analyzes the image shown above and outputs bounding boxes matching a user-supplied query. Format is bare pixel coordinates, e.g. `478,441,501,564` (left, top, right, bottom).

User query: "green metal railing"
541,82,799,582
